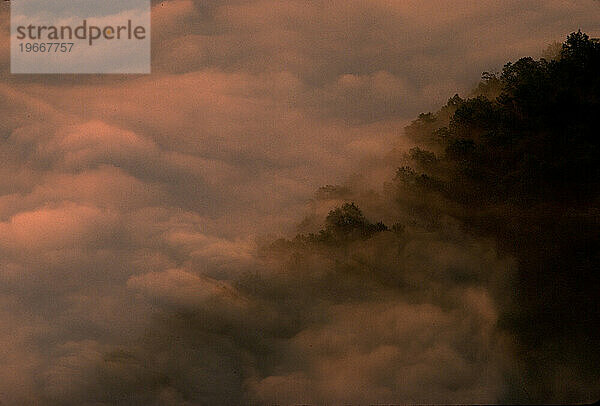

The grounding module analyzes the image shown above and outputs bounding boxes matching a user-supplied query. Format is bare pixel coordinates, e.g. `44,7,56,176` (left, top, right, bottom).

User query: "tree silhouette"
398,31,600,401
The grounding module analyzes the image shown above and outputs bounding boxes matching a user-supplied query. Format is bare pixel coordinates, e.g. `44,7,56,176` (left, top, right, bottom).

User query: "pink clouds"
0,0,599,403
0,203,119,252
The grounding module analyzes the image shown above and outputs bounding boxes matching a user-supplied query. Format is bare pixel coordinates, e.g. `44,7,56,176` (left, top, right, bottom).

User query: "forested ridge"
263,31,600,402
401,30,600,401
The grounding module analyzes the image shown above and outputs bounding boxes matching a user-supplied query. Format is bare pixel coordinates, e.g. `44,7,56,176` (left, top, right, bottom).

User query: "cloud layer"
1,0,599,404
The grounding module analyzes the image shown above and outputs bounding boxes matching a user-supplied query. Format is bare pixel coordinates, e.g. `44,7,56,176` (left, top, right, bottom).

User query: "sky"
1,0,599,404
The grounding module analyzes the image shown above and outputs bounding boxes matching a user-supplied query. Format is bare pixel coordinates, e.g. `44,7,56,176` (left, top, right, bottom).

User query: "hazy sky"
1,1,599,404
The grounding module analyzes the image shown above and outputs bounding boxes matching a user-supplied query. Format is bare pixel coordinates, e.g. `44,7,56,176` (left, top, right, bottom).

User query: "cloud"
0,0,599,404
249,298,503,404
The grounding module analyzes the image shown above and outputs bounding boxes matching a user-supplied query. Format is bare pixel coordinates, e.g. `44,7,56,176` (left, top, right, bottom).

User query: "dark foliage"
270,31,599,402
401,31,600,401
291,202,388,245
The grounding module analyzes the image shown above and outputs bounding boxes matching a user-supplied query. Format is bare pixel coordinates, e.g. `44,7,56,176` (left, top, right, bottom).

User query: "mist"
1,1,600,404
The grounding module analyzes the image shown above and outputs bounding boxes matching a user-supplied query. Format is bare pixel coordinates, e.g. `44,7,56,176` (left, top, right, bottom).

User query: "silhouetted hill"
272,31,600,402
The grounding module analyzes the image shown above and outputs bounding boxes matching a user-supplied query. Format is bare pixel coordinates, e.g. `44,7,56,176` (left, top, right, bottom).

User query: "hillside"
260,31,600,402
